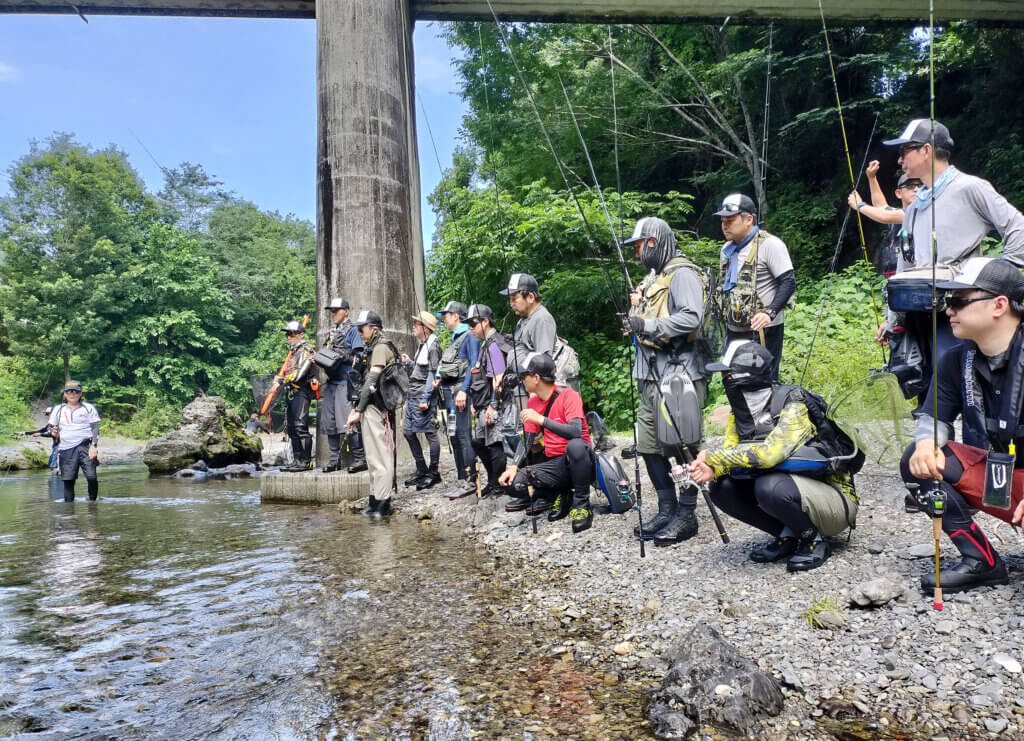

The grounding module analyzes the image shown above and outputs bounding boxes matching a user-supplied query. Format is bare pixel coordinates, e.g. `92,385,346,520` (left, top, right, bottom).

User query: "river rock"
986,717,1009,734
143,396,261,473
905,543,937,559
849,577,905,607
648,623,783,739
171,467,209,481
0,439,49,470
993,653,1023,674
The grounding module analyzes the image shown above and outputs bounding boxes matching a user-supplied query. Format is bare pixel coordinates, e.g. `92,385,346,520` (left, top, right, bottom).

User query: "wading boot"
621,444,638,460
526,497,552,516
372,498,393,519
416,469,442,491
653,486,698,546
363,496,379,515
87,478,99,501
570,506,593,534
405,468,427,488
786,532,832,572
750,535,800,563
347,430,368,473
444,479,476,499
324,434,342,472
548,492,572,522
921,522,1009,593
634,488,677,540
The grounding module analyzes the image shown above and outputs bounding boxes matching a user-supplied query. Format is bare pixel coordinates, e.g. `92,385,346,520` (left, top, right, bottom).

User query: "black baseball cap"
519,352,556,382
883,119,954,151
436,300,468,319
499,273,540,297
352,310,383,328
466,304,494,323
706,340,774,379
935,258,1024,301
324,297,350,311
713,193,757,217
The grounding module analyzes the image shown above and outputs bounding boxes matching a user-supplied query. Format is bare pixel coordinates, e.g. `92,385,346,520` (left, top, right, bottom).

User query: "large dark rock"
143,397,261,474
648,623,784,739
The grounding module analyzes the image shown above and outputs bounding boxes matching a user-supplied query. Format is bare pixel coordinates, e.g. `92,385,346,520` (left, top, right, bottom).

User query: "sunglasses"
65,389,82,393
899,143,925,156
945,294,995,310
467,319,481,327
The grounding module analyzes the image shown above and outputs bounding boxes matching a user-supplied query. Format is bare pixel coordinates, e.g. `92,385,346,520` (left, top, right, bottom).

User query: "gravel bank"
387,437,1024,739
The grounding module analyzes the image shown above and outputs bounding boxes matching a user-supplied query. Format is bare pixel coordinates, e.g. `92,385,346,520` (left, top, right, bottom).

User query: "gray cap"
713,193,757,217
466,304,494,322
324,297,350,311
282,320,305,334
620,216,675,247
883,118,954,150
935,257,1024,301
499,273,540,297
436,300,468,319
352,310,383,328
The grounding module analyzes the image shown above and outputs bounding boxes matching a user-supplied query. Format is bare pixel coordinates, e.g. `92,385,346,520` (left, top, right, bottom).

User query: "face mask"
640,240,673,272
725,378,773,440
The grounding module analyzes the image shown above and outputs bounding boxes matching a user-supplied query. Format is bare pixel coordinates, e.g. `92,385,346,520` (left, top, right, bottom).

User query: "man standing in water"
49,381,100,502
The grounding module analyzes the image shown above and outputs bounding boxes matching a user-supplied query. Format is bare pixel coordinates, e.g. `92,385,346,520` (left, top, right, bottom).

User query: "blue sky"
0,15,466,248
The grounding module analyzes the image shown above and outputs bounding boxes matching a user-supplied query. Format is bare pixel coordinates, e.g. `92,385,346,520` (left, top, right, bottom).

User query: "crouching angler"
690,341,863,572
50,381,101,502
901,258,1024,594
497,353,595,533
279,320,317,472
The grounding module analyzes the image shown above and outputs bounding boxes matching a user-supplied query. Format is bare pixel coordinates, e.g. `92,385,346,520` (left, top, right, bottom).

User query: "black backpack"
376,341,409,411
769,385,865,476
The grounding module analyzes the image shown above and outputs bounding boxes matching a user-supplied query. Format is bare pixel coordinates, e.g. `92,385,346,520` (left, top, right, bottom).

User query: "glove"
626,316,646,336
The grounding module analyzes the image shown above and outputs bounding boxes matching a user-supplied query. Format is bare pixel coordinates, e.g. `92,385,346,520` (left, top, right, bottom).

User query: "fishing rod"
800,113,880,386
758,21,774,226
558,73,730,545
816,0,886,366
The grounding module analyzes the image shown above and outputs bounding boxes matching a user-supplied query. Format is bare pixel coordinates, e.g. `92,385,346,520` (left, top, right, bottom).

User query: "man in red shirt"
498,353,595,532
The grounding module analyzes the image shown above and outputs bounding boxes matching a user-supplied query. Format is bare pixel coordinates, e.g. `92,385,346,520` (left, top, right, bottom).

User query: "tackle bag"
885,329,928,400
552,337,581,392
884,264,957,313
594,452,636,514
376,341,409,411
656,365,703,448
437,332,470,383
313,347,344,378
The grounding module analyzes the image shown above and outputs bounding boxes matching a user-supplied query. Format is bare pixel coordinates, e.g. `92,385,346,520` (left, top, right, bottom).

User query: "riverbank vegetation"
1,22,1022,436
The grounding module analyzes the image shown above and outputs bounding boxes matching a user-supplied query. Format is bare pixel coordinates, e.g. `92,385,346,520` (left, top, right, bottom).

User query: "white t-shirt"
49,402,101,451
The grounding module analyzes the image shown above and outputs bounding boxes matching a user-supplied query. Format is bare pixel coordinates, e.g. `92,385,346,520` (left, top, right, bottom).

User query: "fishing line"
816,0,886,360
800,114,880,386
758,21,774,225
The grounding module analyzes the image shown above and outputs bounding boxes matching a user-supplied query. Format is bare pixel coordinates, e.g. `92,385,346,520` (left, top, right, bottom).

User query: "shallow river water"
0,465,650,740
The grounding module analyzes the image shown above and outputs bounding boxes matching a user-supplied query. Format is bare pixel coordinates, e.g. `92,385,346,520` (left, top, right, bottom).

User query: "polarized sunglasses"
945,293,996,310
899,143,925,156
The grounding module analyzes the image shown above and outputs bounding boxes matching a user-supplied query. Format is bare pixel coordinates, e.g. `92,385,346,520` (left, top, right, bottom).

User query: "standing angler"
501,273,557,361
622,216,706,545
347,310,401,518
436,301,480,499
278,320,317,472
715,193,796,381
320,297,365,473
49,381,100,502
401,311,443,491
466,304,510,498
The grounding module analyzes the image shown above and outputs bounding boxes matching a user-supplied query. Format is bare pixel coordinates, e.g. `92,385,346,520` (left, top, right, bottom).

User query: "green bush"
0,356,35,437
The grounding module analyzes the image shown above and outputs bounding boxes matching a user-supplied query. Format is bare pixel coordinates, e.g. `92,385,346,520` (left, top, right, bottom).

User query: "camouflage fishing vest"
720,231,768,329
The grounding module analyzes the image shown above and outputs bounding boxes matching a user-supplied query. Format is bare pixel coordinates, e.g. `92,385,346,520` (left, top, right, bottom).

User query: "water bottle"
447,410,457,438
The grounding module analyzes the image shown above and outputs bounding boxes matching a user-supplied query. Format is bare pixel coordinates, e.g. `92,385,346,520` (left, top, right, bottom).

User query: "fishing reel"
905,482,946,518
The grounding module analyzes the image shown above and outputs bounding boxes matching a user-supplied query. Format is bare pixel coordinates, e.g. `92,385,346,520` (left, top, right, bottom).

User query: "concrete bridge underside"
4,0,1023,22
6,0,1018,468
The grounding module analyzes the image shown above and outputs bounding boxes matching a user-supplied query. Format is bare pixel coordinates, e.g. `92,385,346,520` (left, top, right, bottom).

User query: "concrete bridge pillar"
314,0,425,464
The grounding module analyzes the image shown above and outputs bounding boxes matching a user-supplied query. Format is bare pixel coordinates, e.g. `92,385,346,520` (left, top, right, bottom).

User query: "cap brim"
619,236,644,246
498,288,512,296
882,136,911,147
934,280,976,291
704,361,731,372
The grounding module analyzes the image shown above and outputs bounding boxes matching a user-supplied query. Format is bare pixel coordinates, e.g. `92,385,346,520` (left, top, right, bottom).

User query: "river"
0,465,649,739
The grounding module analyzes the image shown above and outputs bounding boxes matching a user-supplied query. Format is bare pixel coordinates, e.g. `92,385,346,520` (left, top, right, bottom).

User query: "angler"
401,311,443,491
502,272,557,360
436,301,481,499
319,297,366,473
466,304,510,500
901,258,1024,593
347,310,402,518
691,341,863,572
497,352,595,533
847,166,922,277
878,120,1024,404
277,320,317,472
621,216,707,545
716,193,796,381
19,405,59,472
49,381,101,502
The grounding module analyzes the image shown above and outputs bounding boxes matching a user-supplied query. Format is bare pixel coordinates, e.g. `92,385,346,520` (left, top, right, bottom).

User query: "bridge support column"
314,0,425,465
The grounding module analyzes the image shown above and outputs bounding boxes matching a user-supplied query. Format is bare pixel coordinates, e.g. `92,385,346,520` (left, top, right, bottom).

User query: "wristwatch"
766,308,779,320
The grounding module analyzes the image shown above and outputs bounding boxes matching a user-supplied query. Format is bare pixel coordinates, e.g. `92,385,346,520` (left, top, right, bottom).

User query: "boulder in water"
143,397,261,474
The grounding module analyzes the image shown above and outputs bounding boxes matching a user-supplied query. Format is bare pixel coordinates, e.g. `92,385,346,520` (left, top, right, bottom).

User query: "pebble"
905,543,937,558
868,538,888,554
613,642,633,656
993,653,1022,674
985,717,1008,734
935,620,956,634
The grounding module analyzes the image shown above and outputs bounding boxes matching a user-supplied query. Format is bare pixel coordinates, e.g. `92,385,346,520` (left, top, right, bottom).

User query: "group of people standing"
267,116,1024,594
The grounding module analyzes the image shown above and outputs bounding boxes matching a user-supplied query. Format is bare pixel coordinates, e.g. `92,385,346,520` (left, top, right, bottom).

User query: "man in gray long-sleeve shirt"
622,216,706,546
501,272,557,367
879,119,1024,402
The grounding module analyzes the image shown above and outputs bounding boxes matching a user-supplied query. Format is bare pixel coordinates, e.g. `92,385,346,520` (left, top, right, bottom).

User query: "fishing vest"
470,332,512,409
630,256,704,349
719,231,774,328
283,342,316,391
960,327,1024,453
328,319,356,361
437,330,470,384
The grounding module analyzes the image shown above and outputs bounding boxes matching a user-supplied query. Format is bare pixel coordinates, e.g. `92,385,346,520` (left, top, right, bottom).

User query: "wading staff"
816,0,886,366
262,314,310,415
558,76,730,544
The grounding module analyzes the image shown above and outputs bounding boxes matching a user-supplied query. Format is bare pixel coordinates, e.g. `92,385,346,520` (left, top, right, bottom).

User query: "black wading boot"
653,485,699,546
548,491,573,522
405,466,427,488
347,429,368,473
570,506,593,534
372,497,393,519
921,522,1009,593
634,488,677,540
416,468,442,491
87,478,99,501
323,434,342,472
363,496,379,515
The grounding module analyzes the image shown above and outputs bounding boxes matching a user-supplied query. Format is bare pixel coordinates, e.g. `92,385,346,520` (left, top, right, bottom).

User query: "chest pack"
438,331,470,383
767,385,864,476
960,329,1024,452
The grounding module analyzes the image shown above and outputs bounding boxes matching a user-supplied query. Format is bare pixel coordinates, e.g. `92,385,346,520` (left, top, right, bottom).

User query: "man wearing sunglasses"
49,380,101,502
901,257,1024,593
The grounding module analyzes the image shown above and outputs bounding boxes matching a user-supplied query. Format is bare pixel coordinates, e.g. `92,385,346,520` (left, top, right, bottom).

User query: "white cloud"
0,62,23,84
